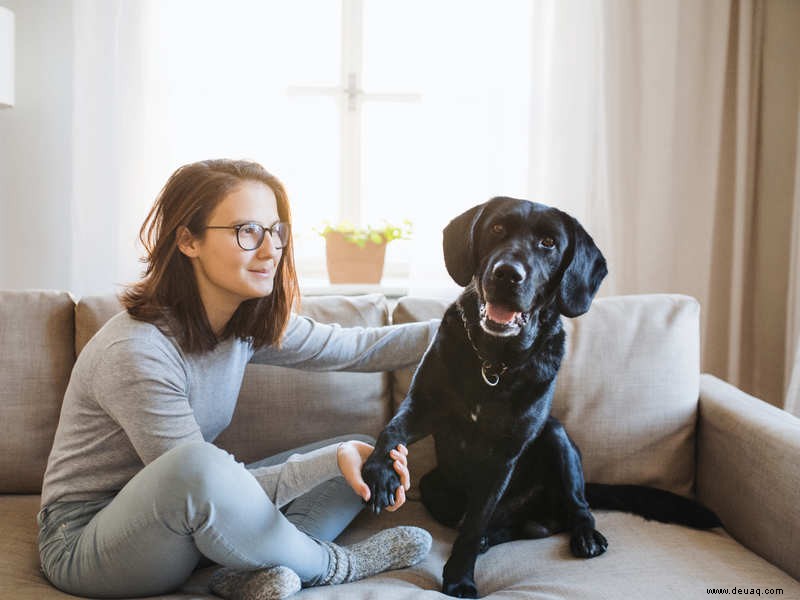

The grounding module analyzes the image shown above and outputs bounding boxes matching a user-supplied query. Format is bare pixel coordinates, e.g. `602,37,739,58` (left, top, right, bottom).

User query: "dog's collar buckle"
481,361,507,387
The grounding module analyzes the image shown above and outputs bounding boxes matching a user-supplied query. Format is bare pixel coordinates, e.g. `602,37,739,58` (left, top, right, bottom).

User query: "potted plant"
316,220,412,284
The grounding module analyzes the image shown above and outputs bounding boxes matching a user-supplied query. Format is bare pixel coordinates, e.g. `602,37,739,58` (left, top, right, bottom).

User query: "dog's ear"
442,203,487,287
558,214,608,318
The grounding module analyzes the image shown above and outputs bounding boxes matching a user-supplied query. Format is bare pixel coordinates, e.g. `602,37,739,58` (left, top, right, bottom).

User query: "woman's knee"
160,441,232,471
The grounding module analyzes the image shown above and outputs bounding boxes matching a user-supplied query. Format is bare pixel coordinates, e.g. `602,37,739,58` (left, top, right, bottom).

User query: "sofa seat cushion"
310,502,800,599
6,496,800,598
392,294,701,497
0,495,208,599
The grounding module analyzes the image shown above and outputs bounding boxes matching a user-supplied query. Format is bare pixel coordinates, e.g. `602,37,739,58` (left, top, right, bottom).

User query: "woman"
37,159,436,599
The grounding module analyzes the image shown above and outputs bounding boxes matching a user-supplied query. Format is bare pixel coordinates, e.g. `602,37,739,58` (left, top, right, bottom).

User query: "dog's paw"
442,578,479,598
570,525,608,558
361,457,402,515
442,554,479,598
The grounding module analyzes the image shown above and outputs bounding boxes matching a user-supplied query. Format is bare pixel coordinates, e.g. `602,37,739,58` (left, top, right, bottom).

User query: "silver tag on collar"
481,364,500,386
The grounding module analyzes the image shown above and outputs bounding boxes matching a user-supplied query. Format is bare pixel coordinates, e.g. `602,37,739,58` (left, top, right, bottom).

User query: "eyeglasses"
204,222,290,251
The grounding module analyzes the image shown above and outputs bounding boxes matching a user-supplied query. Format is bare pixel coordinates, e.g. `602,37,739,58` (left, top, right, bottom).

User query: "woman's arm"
250,314,439,372
249,441,410,510
248,443,342,508
90,337,205,465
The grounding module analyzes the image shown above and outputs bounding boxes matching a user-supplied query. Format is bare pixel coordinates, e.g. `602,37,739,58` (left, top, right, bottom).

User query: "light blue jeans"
37,435,373,598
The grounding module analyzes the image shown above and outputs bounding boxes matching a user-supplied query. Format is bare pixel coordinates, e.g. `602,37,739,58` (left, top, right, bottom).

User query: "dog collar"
456,300,510,387
480,361,508,387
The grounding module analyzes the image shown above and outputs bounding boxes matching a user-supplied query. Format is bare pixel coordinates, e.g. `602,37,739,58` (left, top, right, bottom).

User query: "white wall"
0,0,74,291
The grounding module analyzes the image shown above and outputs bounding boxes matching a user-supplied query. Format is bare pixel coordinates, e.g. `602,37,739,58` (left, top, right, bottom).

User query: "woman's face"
179,180,283,326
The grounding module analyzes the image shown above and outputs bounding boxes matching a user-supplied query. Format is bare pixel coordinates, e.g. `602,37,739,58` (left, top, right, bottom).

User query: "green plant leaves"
314,219,413,246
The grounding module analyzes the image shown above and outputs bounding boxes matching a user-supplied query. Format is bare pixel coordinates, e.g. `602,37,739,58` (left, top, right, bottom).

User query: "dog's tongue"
486,303,520,325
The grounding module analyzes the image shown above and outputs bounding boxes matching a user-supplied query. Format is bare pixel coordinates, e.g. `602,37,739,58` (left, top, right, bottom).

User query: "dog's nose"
492,261,526,284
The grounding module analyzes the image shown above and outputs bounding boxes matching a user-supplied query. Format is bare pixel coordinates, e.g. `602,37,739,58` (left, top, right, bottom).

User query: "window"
152,0,533,287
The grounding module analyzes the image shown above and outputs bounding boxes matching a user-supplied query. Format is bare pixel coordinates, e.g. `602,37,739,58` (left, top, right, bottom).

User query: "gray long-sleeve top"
40,311,438,508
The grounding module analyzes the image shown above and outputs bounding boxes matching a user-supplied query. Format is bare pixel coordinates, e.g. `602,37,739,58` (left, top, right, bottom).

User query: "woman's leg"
212,433,433,599
41,441,330,598
247,433,375,542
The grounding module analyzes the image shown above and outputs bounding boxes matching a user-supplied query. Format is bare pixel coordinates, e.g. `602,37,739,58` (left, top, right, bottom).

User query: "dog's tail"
585,483,721,529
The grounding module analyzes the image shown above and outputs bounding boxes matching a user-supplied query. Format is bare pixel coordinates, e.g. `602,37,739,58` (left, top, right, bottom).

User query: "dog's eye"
539,237,556,249
491,224,505,235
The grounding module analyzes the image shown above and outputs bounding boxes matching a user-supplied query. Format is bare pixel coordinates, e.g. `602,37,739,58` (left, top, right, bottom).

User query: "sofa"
1,290,798,599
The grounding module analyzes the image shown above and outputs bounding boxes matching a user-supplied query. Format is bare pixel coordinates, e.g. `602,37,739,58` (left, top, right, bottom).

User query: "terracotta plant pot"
324,231,388,284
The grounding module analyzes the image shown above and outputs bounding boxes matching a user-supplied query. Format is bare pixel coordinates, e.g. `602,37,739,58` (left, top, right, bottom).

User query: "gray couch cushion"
75,293,392,464
0,291,75,493
0,494,225,599
215,294,392,463
5,493,799,599
74,294,124,356
556,294,699,497
392,294,700,497
272,502,800,599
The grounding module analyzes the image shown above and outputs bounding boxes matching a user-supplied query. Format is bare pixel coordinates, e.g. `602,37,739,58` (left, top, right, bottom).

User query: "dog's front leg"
540,417,608,558
441,454,521,598
361,394,433,513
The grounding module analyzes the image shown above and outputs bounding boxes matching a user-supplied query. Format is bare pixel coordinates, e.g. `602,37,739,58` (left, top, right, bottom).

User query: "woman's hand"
337,441,410,512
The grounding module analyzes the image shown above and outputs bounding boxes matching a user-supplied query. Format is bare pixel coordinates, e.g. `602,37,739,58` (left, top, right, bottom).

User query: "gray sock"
209,565,301,600
318,526,432,585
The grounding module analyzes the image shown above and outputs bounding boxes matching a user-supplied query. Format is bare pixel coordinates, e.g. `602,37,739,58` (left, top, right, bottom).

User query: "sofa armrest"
697,374,800,580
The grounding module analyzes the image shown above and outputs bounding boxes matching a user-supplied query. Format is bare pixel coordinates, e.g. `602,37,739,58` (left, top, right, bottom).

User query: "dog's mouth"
479,302,529,337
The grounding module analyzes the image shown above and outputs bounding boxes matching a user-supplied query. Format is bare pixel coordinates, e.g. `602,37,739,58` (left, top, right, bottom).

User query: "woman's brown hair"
120,159,300,353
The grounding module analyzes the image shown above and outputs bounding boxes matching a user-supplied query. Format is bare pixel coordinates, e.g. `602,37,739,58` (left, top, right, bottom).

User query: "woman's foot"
319,525,432,585
210,565,301,600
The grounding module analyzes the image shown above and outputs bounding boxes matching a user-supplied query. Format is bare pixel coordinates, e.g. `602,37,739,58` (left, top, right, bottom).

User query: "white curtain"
71,0,167,297
528,0,731,299
530,0,800,411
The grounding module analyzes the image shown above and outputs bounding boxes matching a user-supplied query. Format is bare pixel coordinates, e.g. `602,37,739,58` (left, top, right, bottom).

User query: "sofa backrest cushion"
215,294,391,462
75,294,125,356
392,294,700,497
74,293,391,465
0,291,76,493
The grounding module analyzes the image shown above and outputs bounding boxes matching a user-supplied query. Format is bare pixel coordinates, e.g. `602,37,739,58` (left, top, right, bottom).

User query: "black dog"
362,197,720,598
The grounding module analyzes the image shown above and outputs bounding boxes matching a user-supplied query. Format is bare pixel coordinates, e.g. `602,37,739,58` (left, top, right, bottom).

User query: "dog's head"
443,197,607,337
